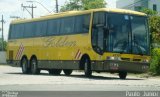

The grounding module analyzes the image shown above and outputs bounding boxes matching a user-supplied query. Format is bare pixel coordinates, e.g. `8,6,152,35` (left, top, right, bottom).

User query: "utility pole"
21,4,37,18
27,1,51,13
55,0,58,13
0,15,4,51
31,4,35,18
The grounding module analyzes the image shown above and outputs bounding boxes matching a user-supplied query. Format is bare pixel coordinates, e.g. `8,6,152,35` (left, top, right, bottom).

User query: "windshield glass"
91,12,150,55
107,13,131,53
131,16,149,55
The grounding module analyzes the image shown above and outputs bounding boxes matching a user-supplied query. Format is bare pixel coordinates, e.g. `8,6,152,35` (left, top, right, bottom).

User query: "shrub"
150,48,160,75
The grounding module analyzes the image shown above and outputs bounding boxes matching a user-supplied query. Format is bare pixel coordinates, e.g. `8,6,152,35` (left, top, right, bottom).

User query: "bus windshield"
92,12,150,55
107,13,130,54
131,16,149,55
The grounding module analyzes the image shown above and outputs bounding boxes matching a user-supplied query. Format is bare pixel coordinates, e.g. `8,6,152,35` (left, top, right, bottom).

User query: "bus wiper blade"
137,53,144,56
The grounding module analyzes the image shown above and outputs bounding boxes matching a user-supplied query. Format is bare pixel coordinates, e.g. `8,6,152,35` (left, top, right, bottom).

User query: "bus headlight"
107,56,121,61
107,56,115,60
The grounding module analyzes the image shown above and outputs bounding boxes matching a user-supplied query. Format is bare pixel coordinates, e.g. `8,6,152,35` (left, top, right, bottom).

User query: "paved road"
0,65,160,91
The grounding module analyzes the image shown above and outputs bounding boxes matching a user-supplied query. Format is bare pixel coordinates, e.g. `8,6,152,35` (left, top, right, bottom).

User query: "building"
116,0,160,12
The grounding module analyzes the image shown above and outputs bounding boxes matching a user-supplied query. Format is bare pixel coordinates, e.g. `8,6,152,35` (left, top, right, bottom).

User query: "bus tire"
119,71,127,79
49,69,62,75
63,69,72,76
84,58,92,77
30,57,40,74
21,57,30,74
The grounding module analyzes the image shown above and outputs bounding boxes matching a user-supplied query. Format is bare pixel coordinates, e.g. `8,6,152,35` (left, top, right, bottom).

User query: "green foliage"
60,0,106,12
150,16,160,75
140,8,160,43
149,16,160,43
4,41,7,51
140,8,160,75
140,8,157,16
60,0,82,12
150,49,160,75
0,39,7,51
82,0,106,10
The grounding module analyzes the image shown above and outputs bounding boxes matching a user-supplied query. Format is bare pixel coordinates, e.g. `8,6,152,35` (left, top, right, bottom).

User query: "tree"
82,0,106,10
140,8,160,75
149,16,160,43
0,39,7,51
140,8,157,16
60,0,82,12
140,8,160,43
60,0,106,12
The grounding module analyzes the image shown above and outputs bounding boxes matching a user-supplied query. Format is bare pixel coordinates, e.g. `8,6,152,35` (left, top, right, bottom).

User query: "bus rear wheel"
119,71,127,79
84,58,92,77
49,69,62,75
30,58,40,74
21,58,30,74
63,69,72,76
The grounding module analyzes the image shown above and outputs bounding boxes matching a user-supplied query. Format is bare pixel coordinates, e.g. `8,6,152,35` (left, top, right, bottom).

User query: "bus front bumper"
91,60,149,73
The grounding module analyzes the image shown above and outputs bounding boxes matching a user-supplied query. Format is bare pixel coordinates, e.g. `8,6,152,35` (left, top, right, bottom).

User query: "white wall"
148,0,160,13
117,0,160,13
0,51,6,64
116,0,135,9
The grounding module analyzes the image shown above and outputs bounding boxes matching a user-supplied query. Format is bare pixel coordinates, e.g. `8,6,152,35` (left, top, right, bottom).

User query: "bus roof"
11,8,147,24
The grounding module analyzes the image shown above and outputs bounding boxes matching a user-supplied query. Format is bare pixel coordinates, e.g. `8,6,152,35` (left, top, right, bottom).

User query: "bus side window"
92,12,105,54
35,21,42,37
47,19,60,36
35,21,47,37
60,17,74,34
75,14,90,33
10,25,16,39
83,14,90,33
16,24,24,39
9,25,13,39
75,15,83,33
24,22,35,38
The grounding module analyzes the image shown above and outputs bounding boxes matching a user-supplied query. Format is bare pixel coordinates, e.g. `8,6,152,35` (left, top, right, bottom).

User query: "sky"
0,0,117,40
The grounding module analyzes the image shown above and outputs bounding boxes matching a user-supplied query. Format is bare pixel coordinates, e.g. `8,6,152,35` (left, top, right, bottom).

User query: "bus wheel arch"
30,55,37,61
80,54,92,77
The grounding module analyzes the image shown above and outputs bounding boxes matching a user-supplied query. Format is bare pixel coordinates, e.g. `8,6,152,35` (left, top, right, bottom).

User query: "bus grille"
133,59,141,62
121,58,130,61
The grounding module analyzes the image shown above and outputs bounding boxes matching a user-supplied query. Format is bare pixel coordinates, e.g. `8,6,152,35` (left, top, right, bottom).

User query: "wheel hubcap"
85,59,88,71
32,60,36,72
22,60,26,71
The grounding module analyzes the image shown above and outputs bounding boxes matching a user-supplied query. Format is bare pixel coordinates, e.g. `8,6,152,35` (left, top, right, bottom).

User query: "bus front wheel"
49,69,62,75
84,58,92,77
119,71,127,79
21,57,30,74
30,58,40,74
63,69,72,76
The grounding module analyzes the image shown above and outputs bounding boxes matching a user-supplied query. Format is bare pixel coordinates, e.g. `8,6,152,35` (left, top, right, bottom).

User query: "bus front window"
131,16,149,55
107,13,130,53
92,12,149,55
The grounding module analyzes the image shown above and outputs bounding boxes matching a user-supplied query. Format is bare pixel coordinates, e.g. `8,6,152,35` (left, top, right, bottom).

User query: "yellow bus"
7,8,150,79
